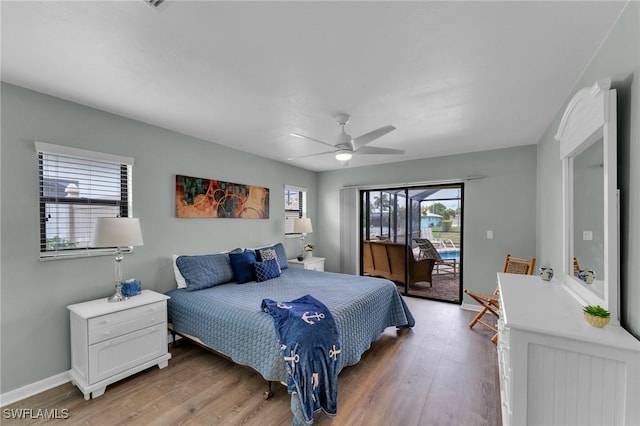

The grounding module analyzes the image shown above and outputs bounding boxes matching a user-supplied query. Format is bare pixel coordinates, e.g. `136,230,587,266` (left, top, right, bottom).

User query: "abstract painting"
176,175,269,219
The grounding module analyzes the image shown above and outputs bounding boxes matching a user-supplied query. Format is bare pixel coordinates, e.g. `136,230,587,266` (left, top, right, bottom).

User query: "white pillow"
172,255,187,289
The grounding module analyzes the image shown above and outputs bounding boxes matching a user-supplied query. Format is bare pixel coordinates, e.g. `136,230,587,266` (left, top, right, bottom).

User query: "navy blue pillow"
229,250,256,284
254,259,281,282
256,248,281,272
176,253,234,291
256,243,288,269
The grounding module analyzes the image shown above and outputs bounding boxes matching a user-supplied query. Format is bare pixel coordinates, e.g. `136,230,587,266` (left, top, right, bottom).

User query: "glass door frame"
360,183,464,303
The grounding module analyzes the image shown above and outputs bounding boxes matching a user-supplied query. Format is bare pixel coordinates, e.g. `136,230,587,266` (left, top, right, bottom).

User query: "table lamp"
92,217,144,302
293,217,313,258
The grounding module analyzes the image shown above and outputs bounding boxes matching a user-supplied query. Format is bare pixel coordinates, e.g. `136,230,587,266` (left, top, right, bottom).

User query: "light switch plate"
487,230,494,239
583,230,593,241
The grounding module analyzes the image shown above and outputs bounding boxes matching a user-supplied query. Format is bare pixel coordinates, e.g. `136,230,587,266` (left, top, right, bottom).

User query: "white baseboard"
0,371,70,407
460,302,483,312
1,333,178,407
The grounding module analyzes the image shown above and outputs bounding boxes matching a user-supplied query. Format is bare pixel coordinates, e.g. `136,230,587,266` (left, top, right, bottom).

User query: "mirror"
556,79,618,323
572,138,604,298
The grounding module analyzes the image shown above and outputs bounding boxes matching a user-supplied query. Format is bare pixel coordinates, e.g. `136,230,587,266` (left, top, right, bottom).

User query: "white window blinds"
284,185,307,235
36,142,134,260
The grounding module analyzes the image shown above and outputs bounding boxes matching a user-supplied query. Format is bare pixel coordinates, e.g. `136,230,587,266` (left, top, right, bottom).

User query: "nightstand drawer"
288,257,325,272
88,302,166,344
88,324,167,383
306,261,324,271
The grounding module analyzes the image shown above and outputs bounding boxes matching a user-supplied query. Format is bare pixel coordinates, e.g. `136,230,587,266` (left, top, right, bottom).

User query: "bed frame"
168,323,280,399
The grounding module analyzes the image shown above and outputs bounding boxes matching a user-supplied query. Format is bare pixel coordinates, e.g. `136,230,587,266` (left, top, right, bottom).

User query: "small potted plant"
582,305,610,328
303,243,314,259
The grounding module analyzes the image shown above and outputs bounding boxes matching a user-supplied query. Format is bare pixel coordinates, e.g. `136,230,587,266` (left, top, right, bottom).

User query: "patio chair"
362,240,435,286
413,238,458,277
464,254,536,343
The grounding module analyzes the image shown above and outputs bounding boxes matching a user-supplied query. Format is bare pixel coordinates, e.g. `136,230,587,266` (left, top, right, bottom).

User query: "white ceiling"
1,1,627,172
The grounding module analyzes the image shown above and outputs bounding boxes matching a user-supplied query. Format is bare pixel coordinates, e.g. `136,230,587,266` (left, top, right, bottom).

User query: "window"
36,142,134,259
284,185,307,236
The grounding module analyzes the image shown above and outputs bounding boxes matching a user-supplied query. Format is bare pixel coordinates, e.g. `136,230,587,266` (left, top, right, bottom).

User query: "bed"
166,267,415,388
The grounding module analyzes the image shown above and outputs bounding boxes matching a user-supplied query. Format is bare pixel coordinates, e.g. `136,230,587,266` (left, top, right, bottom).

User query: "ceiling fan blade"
352,125,396,149
287,150,335,161
290,133,336,149
356,146,405,155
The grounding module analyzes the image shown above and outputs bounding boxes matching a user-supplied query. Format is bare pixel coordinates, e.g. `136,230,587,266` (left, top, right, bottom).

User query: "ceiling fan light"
335,150,353,161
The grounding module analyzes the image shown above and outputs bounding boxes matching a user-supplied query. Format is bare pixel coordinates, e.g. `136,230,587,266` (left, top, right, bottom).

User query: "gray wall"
536,1,639,338
317,145,538,299
0,83,317,393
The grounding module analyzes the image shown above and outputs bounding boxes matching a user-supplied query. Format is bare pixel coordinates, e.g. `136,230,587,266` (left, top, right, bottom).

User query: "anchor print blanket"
262,294,341,425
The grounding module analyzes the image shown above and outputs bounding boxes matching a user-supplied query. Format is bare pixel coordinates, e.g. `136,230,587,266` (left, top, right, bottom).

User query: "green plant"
583,305,610,318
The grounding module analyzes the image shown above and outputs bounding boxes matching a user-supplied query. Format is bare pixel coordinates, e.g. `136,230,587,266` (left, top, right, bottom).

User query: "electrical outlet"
487,230,494,239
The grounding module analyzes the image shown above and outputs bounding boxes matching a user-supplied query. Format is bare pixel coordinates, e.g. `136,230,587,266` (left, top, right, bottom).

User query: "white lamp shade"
92,217,144,248
293,217,313,234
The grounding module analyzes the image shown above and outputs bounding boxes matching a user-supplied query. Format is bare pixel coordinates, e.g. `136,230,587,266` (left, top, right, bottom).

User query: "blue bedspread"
166,268,415,383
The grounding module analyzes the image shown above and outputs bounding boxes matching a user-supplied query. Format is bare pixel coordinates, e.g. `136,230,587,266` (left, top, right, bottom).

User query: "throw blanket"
262,295,341,425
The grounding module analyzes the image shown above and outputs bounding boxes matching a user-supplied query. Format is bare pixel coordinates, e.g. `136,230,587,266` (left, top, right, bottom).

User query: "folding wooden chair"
464,254,536,343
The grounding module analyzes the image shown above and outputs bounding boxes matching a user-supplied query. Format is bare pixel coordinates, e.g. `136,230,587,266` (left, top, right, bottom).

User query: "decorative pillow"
229,250,257,284
176,253,234,291
254,259,281,282
172,255,187,289
256,248,281,273
255,243,288,269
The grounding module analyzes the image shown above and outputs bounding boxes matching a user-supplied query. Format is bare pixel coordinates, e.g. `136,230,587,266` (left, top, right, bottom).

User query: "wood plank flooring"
2,298,501,425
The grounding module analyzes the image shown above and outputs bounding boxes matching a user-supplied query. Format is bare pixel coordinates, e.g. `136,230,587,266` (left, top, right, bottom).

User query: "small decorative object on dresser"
539,266,554,281
577,268,596,284
288,256,325,272
582,304,611,327
121,279,142,297
67,290,171,400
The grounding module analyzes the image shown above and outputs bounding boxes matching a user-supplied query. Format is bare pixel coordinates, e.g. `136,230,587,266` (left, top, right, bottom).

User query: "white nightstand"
67,289,171,400
288,256,325,272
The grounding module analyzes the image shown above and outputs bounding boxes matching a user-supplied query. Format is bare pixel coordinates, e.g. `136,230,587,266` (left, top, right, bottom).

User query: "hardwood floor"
3,298,501,425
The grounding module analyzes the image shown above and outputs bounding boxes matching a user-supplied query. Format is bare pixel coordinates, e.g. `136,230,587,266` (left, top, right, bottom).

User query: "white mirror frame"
555,78,619,324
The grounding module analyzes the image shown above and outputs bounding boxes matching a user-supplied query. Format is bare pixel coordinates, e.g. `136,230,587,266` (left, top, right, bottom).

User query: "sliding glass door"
361,184,463,303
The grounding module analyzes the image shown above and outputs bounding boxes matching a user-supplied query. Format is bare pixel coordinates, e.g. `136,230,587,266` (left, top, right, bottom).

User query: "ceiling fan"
288,114,403,162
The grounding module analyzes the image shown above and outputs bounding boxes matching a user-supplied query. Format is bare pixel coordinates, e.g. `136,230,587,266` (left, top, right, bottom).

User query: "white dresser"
288,256,325,271
68,290,171,399
496,273,640,426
